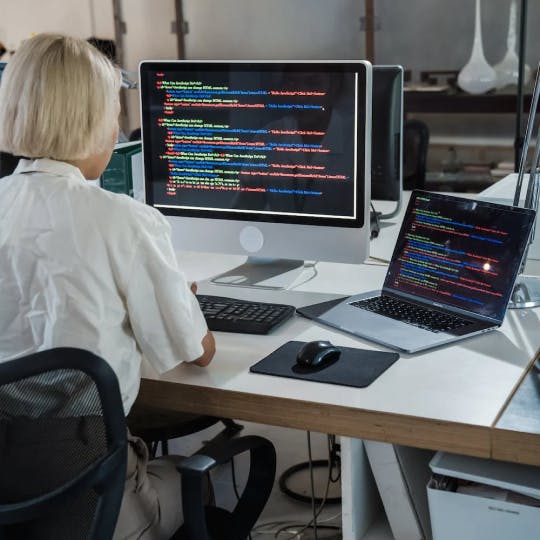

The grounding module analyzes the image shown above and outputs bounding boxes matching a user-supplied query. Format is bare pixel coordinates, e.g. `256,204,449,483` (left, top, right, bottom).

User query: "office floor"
168,422,392,540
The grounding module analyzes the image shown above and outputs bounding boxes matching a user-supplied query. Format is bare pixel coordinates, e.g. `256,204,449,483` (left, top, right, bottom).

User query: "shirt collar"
14,158,87,184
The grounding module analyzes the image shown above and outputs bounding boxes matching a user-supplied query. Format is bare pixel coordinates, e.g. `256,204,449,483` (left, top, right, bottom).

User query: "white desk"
139,197,540,539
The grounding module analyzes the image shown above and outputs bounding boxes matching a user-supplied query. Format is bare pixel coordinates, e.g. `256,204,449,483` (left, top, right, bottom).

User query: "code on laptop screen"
384,191,535,321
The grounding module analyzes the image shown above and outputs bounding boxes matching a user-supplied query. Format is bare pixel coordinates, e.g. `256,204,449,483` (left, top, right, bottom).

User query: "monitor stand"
508,276,540,309
211,257,305,290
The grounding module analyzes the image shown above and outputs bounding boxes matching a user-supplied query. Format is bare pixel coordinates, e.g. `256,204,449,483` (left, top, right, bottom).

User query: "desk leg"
341,437,381,539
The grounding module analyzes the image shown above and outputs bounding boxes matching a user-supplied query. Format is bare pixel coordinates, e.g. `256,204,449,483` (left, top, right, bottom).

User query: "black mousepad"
250,341,399,388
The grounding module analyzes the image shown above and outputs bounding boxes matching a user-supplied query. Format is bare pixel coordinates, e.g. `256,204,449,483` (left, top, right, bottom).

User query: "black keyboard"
350,295,474,333
197,294,296,334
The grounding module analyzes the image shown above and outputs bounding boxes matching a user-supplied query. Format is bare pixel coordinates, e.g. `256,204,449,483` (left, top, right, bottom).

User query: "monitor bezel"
139,59,370,229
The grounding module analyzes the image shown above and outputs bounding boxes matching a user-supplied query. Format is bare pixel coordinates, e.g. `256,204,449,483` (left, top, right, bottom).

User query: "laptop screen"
384,190,535,322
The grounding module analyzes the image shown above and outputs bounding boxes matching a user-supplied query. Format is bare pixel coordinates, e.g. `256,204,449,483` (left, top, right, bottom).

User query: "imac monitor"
139,60,372,287
371,65,403,217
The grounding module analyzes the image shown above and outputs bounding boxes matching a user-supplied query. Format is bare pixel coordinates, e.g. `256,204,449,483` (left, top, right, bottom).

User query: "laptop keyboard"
197,294,295,334
350,295,474,333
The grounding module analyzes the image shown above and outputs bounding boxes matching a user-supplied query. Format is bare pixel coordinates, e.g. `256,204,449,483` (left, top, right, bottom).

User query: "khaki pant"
114,432,184,540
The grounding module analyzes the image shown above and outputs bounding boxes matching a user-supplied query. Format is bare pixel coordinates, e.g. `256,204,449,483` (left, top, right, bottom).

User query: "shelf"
404,90,532,115
429,135,515,147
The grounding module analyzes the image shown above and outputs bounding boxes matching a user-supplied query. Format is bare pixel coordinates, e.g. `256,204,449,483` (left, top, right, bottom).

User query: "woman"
0,33,215,538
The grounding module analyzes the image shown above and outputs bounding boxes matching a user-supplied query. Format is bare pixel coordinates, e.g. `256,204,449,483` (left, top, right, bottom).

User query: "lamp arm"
514,0,528,172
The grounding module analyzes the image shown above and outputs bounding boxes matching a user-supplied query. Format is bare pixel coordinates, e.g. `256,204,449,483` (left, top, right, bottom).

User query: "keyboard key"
351,295,473,333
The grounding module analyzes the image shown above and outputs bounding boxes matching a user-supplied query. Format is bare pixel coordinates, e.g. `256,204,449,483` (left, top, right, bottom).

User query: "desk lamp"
509,63,540,309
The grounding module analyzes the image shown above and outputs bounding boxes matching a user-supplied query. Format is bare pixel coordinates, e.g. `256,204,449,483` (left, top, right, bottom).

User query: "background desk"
138,197,540,539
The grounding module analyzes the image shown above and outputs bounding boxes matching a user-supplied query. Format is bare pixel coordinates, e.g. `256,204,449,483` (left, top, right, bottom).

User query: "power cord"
271,434,341,539
251,434,342,538
370,202,381,240
289,262,319,290
278,435,341,504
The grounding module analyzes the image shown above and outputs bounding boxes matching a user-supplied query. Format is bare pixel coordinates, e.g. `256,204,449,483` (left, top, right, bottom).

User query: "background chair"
0,151,20,178
0,348,127,540
403,119,430,190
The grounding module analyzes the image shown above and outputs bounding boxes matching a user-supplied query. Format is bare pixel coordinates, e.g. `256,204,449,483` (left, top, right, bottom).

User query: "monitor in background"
370,65,403,220
139,60,372,289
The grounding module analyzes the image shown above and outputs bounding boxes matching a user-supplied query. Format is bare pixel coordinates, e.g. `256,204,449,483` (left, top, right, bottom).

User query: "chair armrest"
178,435,276,540
178,435,272,473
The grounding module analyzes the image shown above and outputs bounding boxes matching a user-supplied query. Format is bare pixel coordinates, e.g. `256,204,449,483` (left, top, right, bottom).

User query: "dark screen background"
384,191,535,320
140,62,367,227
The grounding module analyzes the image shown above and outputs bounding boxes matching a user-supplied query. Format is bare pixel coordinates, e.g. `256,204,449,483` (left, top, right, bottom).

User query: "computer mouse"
296,340,341,370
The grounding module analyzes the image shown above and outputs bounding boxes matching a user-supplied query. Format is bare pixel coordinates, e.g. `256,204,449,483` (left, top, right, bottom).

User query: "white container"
427,452,540,540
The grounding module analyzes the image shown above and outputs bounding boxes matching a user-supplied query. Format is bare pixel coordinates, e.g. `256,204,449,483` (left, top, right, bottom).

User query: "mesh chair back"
0,348,127,540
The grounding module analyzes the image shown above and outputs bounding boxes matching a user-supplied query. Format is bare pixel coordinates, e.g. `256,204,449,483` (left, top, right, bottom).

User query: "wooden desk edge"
491,428,540,467
139,378,491,459
490,348,540,467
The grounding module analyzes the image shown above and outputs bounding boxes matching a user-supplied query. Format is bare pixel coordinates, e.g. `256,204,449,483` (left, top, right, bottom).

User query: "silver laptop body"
307,191,535,353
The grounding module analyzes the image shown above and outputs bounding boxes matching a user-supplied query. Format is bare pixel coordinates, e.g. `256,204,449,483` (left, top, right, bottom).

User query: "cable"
290,262,319,290
252,434,342,538
368,255,391,265
370,202,381,239
327,435,340,484
272,434,341,539
307,432,318,540
278,435,341,505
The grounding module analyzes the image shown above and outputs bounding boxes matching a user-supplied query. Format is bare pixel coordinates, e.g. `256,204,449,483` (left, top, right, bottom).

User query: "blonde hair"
0,33,121,160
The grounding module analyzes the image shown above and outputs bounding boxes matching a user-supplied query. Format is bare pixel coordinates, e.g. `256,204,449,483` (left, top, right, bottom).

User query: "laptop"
298,190,535,353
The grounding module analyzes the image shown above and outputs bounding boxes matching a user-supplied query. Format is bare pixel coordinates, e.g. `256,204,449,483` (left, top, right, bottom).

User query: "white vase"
494,0,531,89
457,0,497,94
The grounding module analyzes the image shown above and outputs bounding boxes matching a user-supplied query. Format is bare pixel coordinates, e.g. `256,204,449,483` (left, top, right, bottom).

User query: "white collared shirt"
0,158,208,413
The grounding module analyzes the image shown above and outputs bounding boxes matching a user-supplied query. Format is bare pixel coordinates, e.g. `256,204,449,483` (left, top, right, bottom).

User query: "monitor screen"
139,60,372,272
371,65,403,202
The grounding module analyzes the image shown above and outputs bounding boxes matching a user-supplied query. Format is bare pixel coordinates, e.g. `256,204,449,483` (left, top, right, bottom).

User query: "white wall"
3,0,536,158
183,0,365,60
373,0,540,79
0,0,114,51
120,0,178,133
120,0,366,131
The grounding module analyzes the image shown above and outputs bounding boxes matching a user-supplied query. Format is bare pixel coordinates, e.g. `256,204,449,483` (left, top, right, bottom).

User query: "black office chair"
403,119,430,190
0,348,128,539
129,127,141,141
127,401,243,458
176,434,276,540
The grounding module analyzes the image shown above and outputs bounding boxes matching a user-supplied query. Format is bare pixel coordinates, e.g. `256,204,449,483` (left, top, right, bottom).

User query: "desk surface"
139,197,540,466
